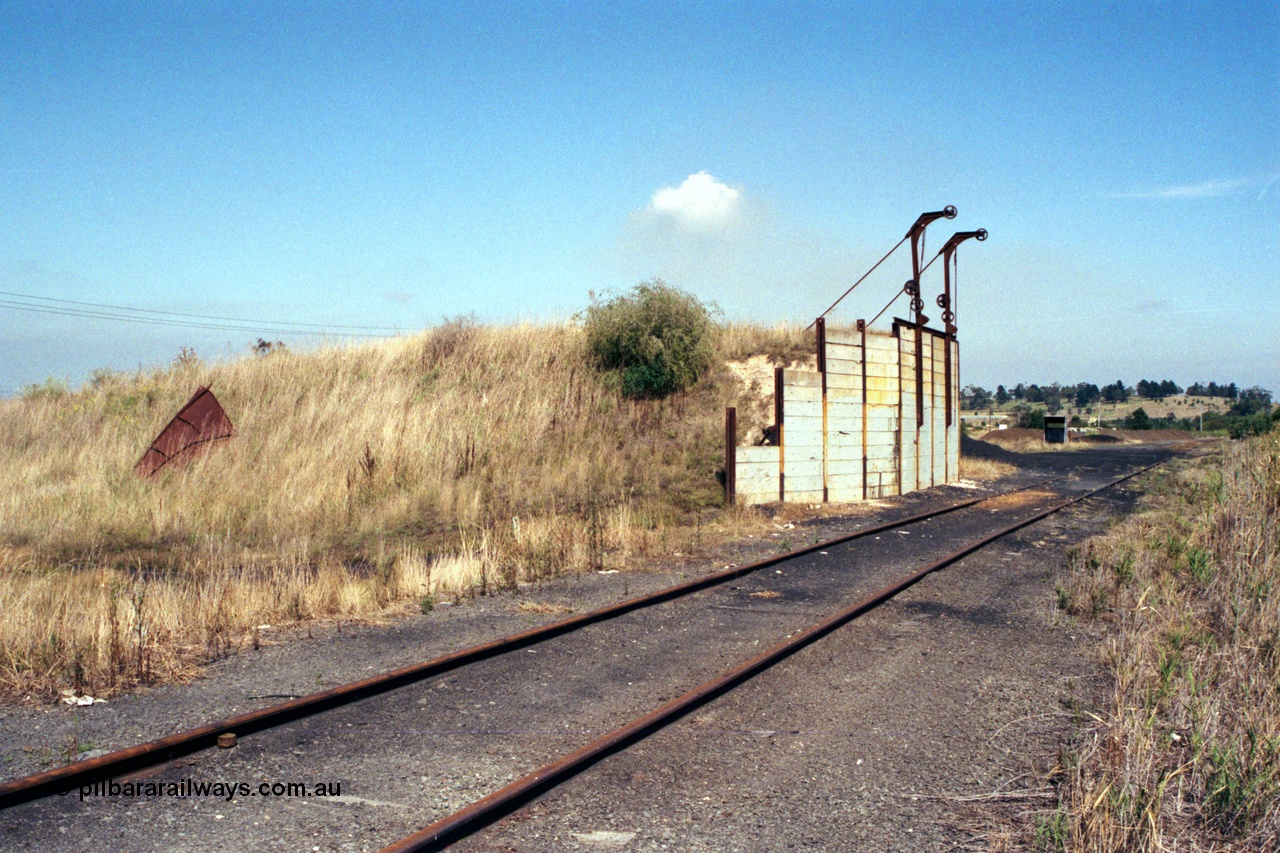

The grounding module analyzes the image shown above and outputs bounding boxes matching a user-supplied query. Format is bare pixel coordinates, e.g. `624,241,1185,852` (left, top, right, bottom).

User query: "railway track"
0,476,1063,810
376,460,1163,852
1,457,1170,851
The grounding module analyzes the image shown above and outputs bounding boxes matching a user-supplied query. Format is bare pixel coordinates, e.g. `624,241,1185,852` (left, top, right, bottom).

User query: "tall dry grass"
958,455,1017,481
1,321,804,699
1044,434,1280,850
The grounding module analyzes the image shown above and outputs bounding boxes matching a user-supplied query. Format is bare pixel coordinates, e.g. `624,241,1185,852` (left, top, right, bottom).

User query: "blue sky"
2,1,1277,397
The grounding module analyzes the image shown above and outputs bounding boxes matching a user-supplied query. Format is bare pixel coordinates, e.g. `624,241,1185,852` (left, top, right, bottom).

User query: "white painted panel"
827,419,862,439
932,344,945,486
825,360,861,378
825,372,862,390
901,434,917,479
828,414,863,431
826,404,862,424
826,459,868,476
736,461,779,479
864,413,898,432
825,326,863,345
865,374,900,393
736,446,780,464
784,474,825,491
947,425,960,485
828,485,864,503
862,361,901,380
865,334,898,353
824,342,862,364
782,386,823,405
782,370,823,388
787,424,824,445
828,432,863,449
867,456,899,475
787,452,823,469
829,403,862,432
864,473,886,499
784,409,824,425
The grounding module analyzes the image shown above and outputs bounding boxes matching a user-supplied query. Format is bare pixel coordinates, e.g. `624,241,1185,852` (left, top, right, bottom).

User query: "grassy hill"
962,394,1238,429
0,320,812,698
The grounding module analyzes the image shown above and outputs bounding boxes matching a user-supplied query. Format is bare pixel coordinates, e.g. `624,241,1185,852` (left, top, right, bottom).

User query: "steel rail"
376,462,1163,852
0,477,1061,809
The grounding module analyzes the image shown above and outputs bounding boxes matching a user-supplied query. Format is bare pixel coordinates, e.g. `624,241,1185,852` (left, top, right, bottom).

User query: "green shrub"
1229,411,1274,439
583,280,716,398
1127,407,1153,430
21,376,70,401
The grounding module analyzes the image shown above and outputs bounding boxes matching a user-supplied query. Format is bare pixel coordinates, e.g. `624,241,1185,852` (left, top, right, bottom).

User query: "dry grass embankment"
0,320,813,700
1042,433,1280,850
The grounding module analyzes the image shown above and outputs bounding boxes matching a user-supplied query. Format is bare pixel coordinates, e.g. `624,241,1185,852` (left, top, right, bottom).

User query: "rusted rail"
376,462,1163,852
0,478,1060,809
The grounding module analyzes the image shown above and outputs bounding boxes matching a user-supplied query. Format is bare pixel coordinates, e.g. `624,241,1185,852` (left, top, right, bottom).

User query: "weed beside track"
1044,433,1279,850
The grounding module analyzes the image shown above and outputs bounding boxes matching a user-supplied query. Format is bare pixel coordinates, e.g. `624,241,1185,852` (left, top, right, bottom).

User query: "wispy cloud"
1102,173,1280,200
1259,173,1280,200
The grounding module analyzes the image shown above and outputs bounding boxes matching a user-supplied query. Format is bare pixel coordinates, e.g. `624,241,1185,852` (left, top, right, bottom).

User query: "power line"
0,290,403,331
0,291,403,338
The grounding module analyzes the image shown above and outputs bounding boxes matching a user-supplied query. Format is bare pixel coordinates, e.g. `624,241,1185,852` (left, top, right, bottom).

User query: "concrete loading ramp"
721,204,983,506
727,319,959,505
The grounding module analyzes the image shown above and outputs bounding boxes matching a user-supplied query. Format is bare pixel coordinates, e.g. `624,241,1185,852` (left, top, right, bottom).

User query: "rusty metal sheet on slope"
135,386,235,476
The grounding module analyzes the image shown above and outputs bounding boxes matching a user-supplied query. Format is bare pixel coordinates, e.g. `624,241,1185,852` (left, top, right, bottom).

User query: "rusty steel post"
816,317,828,503
858,319,868,501
774,366,785,502
724,407,737,506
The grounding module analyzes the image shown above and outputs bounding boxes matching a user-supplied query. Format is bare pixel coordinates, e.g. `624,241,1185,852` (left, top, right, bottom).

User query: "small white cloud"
648,172,742,228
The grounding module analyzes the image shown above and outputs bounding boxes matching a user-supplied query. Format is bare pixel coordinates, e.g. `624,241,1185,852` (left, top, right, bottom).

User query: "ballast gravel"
0,444,1182,852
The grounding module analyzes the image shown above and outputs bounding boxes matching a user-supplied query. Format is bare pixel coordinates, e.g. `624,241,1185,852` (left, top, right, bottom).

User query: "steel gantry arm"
902,206,956,426
905,205,956,328
936,228,987,335
934,228,987,426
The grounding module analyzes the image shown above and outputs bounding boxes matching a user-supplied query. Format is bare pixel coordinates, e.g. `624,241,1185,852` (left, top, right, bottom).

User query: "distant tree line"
1134,379,1182,400
960,379,1276,439
963,379,1272,410
1185,381,1239,399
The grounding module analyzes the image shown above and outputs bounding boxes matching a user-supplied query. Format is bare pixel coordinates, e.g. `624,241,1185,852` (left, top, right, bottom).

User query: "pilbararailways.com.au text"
65,778,341,802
